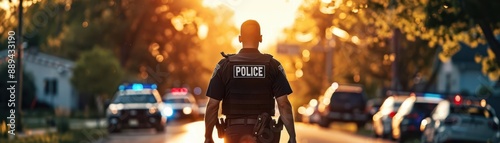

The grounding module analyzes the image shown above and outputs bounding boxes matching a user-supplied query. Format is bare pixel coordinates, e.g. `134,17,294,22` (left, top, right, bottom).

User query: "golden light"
353,74,360,82
197,23,209,40
309,99,318,107
321,0,332,3
295,32,315,42
295,69,303,78
171,15,185,31
298,106,306,115
389,53,395,62
443,5,449,9
302,49,310,58
295,61,303,69
346,0,353,7
331,26,350,40
82,21,89,28
339,12,347,20
228,0,302,51
351,36,360,45
156,55,164,62
420,119,428,131
352,8,359,13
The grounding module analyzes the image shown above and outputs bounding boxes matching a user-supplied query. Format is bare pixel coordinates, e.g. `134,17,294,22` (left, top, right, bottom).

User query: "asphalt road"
103,120,394,143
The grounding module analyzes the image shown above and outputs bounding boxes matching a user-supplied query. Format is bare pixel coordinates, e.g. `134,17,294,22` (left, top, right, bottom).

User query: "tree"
71,47,124,107
283,0,439,100
1,0,239,97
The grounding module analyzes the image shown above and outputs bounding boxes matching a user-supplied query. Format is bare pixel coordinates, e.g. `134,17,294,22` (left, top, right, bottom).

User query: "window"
44,78,58,95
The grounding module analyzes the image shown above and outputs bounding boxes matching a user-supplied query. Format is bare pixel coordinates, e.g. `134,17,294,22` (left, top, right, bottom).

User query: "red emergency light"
453,95,462,105
171,88,188,95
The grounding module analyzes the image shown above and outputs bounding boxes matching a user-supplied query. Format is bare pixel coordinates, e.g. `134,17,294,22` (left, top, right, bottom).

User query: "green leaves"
71,47,124,96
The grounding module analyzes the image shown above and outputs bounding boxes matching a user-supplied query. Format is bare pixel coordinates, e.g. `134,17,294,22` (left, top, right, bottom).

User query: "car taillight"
389,111,396,118
444,117,458,125
488,120,499,130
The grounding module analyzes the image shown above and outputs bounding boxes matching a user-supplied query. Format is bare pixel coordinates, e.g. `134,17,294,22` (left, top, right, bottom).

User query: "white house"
0,48,77,110
435,43,497,95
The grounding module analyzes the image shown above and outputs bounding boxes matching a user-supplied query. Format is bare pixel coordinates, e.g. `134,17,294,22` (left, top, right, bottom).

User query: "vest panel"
222,53,275,116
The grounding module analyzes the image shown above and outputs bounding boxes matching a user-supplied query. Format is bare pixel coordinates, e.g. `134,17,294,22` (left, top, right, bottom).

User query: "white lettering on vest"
233,65,265,78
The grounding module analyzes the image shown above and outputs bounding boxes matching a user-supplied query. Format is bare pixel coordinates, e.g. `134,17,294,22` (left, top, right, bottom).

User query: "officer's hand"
204,138,214,143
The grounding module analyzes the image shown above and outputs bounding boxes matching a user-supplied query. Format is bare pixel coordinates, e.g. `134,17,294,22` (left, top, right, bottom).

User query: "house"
435,43,494,95
0,48,77,110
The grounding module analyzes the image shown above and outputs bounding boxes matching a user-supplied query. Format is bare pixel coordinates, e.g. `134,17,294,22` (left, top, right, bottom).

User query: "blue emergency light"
422,93,443,99
119,83,157,91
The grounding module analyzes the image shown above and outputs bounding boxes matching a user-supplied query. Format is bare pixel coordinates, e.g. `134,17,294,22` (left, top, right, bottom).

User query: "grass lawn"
1,128,108,143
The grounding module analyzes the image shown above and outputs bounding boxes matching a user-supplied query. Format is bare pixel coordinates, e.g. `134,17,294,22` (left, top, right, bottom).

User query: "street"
104,120,394,143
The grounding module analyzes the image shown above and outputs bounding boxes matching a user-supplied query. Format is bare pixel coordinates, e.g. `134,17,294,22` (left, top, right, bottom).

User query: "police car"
162,88,200,121
106,83,166,133
421,96,500,143
391,93,444,142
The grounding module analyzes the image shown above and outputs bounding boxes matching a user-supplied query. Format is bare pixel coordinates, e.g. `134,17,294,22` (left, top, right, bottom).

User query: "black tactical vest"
222,52,275,116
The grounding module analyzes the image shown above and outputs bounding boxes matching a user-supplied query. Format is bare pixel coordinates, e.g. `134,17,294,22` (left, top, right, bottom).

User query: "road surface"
104,120,394,143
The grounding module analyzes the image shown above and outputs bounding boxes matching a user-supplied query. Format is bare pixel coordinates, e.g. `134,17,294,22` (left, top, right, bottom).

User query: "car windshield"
393,102,403,110
113,94,157,103
331,92,364,105
164,98,190,103
451,106,494,118
411,103,438,114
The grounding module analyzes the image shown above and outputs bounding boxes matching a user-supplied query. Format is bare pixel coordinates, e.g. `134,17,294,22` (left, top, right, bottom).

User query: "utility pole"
16,0,24,133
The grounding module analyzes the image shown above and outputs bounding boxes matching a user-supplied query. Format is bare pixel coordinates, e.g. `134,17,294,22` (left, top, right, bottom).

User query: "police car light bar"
423,93,443,99
119,83,157,91
171,88,188,95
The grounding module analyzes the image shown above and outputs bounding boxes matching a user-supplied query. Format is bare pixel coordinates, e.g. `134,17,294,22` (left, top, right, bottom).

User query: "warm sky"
204,0,303,51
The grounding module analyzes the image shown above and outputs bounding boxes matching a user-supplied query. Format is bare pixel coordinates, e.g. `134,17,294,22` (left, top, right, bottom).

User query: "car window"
411,103,438,114
113,94,157,103
451,106,494,118
164,98,190,103
332,92,363,102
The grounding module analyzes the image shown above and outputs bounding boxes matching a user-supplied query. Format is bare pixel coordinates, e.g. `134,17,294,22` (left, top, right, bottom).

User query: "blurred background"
0,0,499,142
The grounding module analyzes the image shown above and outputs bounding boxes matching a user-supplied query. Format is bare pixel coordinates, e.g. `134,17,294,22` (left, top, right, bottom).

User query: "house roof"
0,48,75,69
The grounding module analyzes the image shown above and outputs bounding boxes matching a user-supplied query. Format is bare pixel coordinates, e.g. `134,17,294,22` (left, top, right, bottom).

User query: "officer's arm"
276,95,296,141
204,98,220,141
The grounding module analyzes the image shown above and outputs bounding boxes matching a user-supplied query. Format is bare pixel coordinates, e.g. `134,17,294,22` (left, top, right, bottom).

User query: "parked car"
299,99,321,124
106,83,166,133
366,98,383,122
317,83,368,128
162,88,200,121
421,98,500,143
372,94,410,138
391,93,444,142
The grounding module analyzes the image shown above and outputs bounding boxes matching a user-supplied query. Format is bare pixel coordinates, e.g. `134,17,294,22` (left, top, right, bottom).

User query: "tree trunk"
478,20,500,66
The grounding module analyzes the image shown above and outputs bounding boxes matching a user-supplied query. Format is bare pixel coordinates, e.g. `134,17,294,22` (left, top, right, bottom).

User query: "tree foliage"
71,47,124,96
1,0,239,96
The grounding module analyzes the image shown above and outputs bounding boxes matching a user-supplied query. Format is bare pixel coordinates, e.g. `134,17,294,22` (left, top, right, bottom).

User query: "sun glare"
205,0,302,52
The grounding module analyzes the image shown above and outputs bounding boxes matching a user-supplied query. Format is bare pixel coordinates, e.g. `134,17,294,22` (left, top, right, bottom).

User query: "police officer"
204,20,297,143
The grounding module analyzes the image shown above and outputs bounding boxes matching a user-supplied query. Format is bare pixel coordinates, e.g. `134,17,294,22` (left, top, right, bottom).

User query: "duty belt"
227,118,258,126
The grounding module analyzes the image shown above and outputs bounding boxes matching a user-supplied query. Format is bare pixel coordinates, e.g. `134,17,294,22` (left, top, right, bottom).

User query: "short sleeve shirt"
206,48,293,100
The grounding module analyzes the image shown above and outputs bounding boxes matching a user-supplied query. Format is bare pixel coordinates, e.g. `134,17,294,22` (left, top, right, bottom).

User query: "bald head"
239,20,262,47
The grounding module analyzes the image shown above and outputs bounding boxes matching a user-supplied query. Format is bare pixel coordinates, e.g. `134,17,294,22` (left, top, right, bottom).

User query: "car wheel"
356,122,366,129
398,134,407,143
420,134,428,143
156,126,165,133
319,117,330,128
108,125,121,133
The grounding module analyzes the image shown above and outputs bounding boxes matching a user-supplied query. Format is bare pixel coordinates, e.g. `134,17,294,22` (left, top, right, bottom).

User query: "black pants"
225,124,281,143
